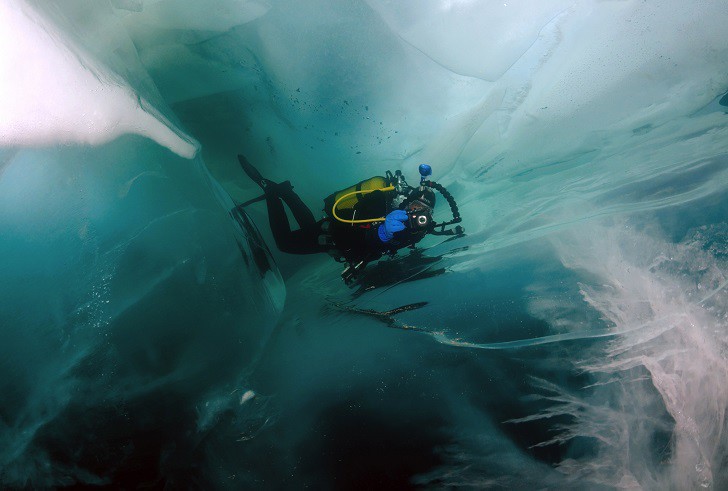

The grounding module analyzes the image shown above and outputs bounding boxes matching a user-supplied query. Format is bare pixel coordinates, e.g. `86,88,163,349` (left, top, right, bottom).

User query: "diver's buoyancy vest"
323,175,394,221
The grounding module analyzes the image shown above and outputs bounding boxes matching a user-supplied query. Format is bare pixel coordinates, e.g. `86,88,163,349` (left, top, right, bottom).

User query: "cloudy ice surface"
1,0,727,488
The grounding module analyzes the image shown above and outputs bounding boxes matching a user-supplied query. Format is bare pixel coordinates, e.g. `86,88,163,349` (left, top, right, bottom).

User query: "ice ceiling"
1,0,728,488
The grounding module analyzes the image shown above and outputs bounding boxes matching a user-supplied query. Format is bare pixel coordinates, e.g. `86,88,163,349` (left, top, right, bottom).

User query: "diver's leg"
282,224,331,254
274,181,316,229
238,155,324,253
262,187,294,251
264,185,329,254
238,154,315,227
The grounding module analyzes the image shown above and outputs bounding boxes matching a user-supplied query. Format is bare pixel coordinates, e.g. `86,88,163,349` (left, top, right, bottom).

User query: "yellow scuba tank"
323,176,395,224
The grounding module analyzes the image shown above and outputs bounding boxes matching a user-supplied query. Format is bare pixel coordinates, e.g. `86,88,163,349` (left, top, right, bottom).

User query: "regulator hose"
331,185,395,224
331,178,462,235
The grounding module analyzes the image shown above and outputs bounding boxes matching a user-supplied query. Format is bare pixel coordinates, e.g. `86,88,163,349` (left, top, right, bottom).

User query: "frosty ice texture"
1,0,728,488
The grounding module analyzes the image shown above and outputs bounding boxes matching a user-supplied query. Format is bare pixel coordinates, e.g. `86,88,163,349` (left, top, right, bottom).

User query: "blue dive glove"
378,209,408,243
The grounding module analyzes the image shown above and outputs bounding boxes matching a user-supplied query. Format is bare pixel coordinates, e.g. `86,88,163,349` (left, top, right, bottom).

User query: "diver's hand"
378,209,408,243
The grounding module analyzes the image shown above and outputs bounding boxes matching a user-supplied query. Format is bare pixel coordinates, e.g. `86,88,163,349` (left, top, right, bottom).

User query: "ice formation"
1,0,727,488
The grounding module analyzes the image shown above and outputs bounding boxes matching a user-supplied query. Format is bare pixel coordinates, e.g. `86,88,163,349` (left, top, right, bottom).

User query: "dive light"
418,164,432,185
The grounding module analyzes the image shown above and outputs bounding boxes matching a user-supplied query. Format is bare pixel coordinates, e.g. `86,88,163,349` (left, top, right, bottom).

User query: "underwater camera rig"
395,164,463,236
331,164,463,284
330,164,463,235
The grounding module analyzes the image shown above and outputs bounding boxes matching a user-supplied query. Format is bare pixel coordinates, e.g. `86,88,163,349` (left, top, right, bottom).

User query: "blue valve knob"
419,164,432,184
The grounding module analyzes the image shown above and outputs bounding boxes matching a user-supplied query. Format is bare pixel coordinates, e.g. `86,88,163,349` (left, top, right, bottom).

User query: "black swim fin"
237,194,267,209
237,154,268,189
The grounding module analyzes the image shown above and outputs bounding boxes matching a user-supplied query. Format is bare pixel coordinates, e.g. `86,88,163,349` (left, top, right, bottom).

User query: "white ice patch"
0,0,198,159
240,390,256,405
534,222,728,489
366,0,572,81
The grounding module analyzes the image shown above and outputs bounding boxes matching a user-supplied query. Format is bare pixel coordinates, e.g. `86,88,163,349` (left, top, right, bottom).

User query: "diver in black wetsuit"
236,155,460,283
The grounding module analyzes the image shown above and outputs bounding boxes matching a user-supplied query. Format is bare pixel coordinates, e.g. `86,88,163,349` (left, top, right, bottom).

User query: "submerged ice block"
0,136,284,485
0,0,198,158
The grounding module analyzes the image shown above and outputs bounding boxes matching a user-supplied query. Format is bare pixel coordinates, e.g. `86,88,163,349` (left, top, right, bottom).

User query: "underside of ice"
1,0,727,488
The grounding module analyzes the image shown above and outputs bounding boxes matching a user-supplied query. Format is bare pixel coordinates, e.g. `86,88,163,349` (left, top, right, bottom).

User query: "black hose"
426,181,461,225
399,180,462,234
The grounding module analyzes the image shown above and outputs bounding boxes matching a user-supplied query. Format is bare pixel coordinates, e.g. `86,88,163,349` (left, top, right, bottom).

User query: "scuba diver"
236,155,462,283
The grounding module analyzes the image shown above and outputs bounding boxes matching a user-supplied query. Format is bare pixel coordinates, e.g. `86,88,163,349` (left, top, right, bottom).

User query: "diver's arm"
364,210,408,252
365,225,390,251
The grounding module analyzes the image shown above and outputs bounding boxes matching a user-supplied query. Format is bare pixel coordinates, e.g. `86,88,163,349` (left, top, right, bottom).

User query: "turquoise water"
1,0,727,488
